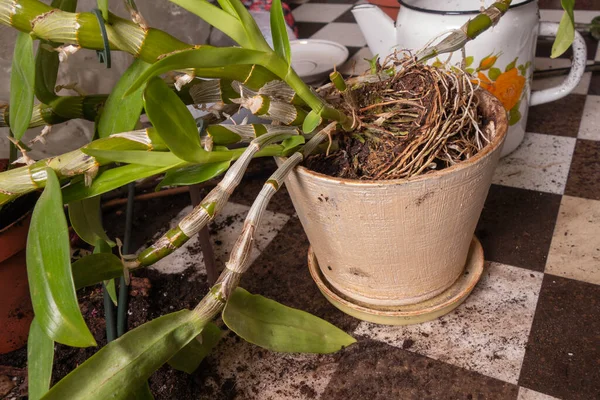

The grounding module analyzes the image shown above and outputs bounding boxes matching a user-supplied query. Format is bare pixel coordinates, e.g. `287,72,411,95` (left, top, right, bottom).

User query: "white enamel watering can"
352,0,587,156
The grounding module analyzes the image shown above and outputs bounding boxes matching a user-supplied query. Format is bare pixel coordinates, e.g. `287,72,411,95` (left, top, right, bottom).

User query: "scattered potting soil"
0,170,280,400
305,59,489,180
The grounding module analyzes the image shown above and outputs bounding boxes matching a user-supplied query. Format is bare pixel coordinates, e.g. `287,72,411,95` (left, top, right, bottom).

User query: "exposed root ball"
305,56,488,180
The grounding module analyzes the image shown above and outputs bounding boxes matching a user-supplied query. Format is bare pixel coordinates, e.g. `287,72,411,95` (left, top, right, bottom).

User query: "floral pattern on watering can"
470,54,531,126
433,53,531,126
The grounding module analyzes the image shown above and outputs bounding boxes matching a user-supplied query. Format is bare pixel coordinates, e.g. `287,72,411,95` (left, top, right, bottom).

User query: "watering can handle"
530,21,587,106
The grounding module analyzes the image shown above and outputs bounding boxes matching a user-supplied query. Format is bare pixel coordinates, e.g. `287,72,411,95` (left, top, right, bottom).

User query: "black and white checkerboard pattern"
138,2,600,399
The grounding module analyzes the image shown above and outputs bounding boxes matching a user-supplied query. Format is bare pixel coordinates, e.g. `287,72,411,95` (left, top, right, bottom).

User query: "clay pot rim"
0,209,32,236
294,89,507,187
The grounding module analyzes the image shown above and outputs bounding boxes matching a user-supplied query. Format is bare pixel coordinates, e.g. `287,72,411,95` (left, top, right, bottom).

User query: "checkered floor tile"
3,1,597,399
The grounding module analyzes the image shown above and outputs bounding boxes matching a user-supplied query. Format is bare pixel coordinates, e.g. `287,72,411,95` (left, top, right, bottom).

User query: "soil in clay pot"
305,58,488,179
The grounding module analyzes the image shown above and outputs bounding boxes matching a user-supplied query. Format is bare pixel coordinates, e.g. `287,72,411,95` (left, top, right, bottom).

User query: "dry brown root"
306,55,488,180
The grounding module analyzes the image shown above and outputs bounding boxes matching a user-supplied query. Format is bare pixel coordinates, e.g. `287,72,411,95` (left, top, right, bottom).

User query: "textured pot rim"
294,90,508,187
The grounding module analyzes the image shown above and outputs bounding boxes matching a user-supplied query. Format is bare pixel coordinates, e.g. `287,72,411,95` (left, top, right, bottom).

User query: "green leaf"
104,279,118,305
205,125,244,145
53,0,77,10
366,54,379,74
552,0,575,58
10,32,35,140
94,237,113,254
144,77,207,163
215,0,271,51
27,168,96,347
302,110,322,133
464,56,474,67
505,56,518,72
156,161,230,190
68,196,115,247
129,383,155,400
281,135,305,156
82,148,184,167
85,130,169,152
97,59,151,138
97,0,108,20
270,0,291,64
72,253,124,290
27,318,54,400
42,310,205,400
168,0,250,48
168,322,222,373
127,47,283,95
488,67,502,81
509,103,522,126
62,163,183,204
34,42,59,104
34,0,76,106
29,10,75,115
223,288,356,353
94,240,118,305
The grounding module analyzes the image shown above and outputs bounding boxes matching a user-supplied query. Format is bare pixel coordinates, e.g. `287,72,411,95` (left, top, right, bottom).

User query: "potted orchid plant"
0,0,575,398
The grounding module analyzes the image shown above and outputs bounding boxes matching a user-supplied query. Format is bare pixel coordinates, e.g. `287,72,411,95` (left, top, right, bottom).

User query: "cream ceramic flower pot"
280,90,507,309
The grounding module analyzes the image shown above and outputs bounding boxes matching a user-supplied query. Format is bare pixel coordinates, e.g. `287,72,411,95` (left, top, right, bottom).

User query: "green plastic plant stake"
97,59,151,138
168,322,222,373
68,196,115,246
143,77,207,163
27,168,97,347
10,31,35,140
223,288,356,354
27,318,54,400
42,310,205,400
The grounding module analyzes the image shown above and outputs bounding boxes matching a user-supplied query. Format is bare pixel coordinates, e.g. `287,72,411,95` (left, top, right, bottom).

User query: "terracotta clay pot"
367,0,400,19
0,211,34,354
0,159,35,354
280,90,507,310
